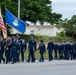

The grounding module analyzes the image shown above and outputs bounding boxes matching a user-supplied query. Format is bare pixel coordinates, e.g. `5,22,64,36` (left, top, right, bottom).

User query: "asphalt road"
0,60,76,75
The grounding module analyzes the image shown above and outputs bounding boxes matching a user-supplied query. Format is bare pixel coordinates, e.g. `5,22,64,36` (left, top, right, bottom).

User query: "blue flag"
5,9,26,34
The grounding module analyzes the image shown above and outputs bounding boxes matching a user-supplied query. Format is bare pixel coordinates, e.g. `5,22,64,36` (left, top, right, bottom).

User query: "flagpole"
0,6,1,37
4,6,7,51
17,0,20,34
18,0,20,19
0,29,1,37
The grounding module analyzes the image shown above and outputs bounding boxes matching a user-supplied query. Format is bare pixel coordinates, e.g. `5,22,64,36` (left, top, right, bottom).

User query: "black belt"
12,47,16,48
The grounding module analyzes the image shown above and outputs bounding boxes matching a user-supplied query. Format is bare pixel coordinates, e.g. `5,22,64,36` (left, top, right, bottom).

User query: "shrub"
16,34,75,43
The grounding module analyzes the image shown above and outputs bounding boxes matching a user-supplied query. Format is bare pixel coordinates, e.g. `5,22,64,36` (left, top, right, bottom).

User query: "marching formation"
0,34,76,64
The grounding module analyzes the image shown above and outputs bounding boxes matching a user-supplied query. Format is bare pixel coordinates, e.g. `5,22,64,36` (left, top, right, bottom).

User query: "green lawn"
22,50,56,60
4,50,58,60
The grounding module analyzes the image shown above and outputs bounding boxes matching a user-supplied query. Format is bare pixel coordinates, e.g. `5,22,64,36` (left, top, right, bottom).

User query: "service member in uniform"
54,42,58,59
11,36,17,64
16,34,22,62
21,39,27,62
0,37,5,63
5,36,12,63
58,43,63,60
72,41,76,60
47,38,54,61
64,41,71,60
38,40,46,62
70,42,73,60
27,34,37,62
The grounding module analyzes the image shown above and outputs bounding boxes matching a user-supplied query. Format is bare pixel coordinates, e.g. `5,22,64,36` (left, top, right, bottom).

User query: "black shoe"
42,60,44,62
11,62,14,64
39,60,41,62
26,60,30,62
3,61,5,63
21,60,24,62
49,60,51,61
5,62,8,64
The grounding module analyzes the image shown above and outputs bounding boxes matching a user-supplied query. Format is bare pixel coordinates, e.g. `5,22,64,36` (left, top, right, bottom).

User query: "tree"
56,15,76,38
0,0,62,25
20,0,62,24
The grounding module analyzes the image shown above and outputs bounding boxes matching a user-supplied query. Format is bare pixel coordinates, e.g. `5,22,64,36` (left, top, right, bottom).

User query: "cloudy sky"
51,0,76,19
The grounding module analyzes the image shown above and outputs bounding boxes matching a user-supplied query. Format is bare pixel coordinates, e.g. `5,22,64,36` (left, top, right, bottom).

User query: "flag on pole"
5,9,26,34
0,7,7,39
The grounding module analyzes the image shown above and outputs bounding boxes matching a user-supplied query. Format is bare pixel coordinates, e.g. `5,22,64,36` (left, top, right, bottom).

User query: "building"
11,24,63,36
25,25,63,36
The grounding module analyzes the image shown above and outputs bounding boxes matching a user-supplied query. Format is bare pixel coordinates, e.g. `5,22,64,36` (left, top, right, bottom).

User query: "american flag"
0,8,7,39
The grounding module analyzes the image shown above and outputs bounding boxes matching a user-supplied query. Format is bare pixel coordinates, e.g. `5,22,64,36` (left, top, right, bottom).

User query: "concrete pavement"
0,60,76,75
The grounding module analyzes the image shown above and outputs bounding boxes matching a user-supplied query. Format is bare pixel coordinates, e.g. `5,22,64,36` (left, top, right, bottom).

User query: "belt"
12,47,16,48
0,47,1,50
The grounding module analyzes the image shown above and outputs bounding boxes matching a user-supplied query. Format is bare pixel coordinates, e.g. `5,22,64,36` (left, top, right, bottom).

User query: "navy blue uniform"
27,39,36,62
54,44,58,59
11,40,17,63
0,40,5,63
64,44,71,60
72,43,76,60
5,39,11,63
58,44,64,60
21,40,27,62
16,39,22,62
74,43,76,59
47,42,54,61
38,43,46,62
70,44,74,60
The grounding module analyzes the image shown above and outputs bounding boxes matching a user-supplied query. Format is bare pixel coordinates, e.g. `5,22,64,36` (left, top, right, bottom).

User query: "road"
0,60,76,75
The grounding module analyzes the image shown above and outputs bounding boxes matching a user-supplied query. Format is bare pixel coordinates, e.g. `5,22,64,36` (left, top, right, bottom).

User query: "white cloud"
51,0,76,3
51,0,76,19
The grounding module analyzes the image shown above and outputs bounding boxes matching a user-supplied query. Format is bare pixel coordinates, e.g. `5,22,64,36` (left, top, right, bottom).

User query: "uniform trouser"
0,50,5,63
65,50,70,60
16,52,20,62
54,50,57,59
69,52,73,60
0,51,2,63
39,51,44,61
48,50,53,61
2,57,5,62
12,52,17,63
59,52,63,59
10,50,12,61
73,51,76,60
28,50,35,62
5,50,10,63
21,51,25,61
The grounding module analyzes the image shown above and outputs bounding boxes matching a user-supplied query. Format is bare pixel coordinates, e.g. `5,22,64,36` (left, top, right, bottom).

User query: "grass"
22,50,48,60
21,50,56,60
3,50,57,60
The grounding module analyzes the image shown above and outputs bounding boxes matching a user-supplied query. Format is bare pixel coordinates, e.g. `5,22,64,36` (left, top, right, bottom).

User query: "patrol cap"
50,38,53,40
30,34,34,37
16,34,20,38
70,41,72,43
66,40,69,42
55,41,57,42
40,39,44,43
74,41,76,43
